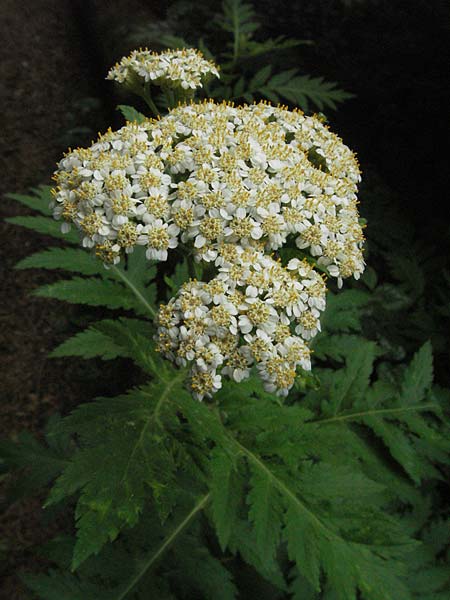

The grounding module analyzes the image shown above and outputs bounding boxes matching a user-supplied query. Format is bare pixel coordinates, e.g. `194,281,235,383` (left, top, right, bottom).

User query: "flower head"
107,48,220,91
155,250,327,399
52,100,365,283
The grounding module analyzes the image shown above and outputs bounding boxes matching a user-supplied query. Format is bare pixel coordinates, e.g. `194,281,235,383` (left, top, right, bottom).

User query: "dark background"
1,0,449,597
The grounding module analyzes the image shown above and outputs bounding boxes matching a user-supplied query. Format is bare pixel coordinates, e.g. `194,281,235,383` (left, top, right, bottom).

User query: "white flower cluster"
52,99,365,399
107,48,220,91
52,100,364,283
156,248,326,399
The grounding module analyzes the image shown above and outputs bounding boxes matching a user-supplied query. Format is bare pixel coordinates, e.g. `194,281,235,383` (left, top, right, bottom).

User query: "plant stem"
142,89,160,117
313,403,440,425
115,493,210,600
187,255,198,280
110,264,156,318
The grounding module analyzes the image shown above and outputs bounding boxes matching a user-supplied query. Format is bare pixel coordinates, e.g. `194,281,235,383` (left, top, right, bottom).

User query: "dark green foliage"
22,570,108,600
50,318,154,361
209,448,244,551
45,372,190,569
5,186,54,215
0,415,71,502
5,215,80,243
16,247,114,276
125,0,353,112
235,68,354,110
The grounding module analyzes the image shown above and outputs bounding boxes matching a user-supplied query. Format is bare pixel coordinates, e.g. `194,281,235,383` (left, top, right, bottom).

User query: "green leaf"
219,0,258,35
113,494,210,600
198,38,215,61
174,534,237,600
320,290,370,333
228,518,288,591
259,87,280,103
249,64,272,90
312,342,447,485
262,73,354,111
117,104,147,124
289,567,317,600
91,318,160,374
298,463,385,505
46,374,189,569
224,427,414,600
387,255,425,299
164,258,189,295
400,341,433,405
327,339,380,414
5,215,79,243
159,33,190,49
247,462,285,568
233,76,246,98
360,266,378,290
110,247,157,316
33,247,157,318
0,420,70,500
16,247,110,277
284,503,321,592
22,570,108,600
243,37,308,59
5,185,53,215
209,448,243,551
50,324,125,360
268,68,299,87
362,416,430,484
34,277,148,314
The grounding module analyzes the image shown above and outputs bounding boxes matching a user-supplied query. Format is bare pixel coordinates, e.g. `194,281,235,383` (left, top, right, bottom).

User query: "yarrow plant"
8,38,448,600
51,94,364,398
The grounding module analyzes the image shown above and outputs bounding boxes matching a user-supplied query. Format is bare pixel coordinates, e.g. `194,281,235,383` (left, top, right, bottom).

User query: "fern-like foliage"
0,415,71,502
123,0,353,112
227,67,354,110
44,355,192,569
31,247,156,317
116,105,147,124
207,390,411,599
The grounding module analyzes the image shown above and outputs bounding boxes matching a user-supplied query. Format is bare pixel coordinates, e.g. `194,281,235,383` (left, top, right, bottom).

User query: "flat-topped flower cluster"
52,99,365,399
107,48,220,91
52,101,364,284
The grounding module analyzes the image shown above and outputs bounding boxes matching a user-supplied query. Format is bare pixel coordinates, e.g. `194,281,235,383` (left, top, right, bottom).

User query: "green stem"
167,88,176,108
110,264,156,318
115,493,210,600
187,255,198,280
142,88,160,117
312,403,440,425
